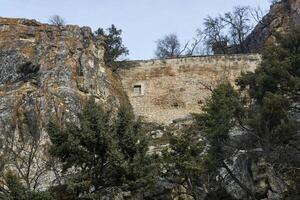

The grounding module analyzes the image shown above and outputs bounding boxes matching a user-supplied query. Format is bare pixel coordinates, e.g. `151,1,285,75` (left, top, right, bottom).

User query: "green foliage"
114,106,153,188
115,106,144,160
164,131,207,176
159,84,244,199
95,25,129,64
161,84,242,198
16,61,40,81
249,93,297,144
235,31,300,196
195,84,243,155
25,191,54,200
237,27,300,195
3,171,27,200
47,98,151,198
198,84,242,136
162,121,235,199
237,28,300,102
162,27,300,199
0,171,53,200
162,129,210,199
237,28,300,150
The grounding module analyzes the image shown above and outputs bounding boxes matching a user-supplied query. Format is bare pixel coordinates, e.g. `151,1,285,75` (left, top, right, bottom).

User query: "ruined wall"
118,54,261,124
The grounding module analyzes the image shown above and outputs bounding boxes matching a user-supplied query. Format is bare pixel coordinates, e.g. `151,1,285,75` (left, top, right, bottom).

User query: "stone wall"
118,54,261,124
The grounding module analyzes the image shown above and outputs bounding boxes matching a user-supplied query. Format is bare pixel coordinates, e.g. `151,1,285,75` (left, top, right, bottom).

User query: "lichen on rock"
0,17,127,189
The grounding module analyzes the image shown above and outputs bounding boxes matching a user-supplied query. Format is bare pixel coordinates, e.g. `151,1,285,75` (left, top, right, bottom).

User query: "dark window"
133,85,142,95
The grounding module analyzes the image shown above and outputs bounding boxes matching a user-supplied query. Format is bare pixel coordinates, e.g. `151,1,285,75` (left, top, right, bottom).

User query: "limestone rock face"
0,17,128,189
221,151,293,200
0,17,127,132
245,0,300,53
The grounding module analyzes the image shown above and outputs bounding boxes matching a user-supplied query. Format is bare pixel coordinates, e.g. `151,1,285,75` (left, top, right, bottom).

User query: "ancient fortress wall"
118,54,261,124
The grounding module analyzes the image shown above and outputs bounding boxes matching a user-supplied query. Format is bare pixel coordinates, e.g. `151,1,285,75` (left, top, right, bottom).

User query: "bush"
16,61,40,81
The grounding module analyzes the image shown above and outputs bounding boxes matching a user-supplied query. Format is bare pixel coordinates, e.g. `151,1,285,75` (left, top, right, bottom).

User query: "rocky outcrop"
0,17,128,188
221,152,291,200
0,17,127,131
245,0,300,53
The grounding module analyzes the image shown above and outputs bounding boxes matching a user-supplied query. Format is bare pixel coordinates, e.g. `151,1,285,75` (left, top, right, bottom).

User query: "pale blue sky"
0,0,271,60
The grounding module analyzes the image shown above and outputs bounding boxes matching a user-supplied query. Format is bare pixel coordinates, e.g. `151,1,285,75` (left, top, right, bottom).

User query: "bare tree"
221,6,253,53
3,130,50,191
250,6,267,25
155,33,182,58
49,15,66,26
0,109,51,193
185,30,205,56
203,16,228,54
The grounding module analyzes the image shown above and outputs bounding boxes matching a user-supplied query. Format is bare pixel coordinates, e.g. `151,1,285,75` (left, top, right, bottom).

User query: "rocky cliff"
245,0,300,53
0,13,297,199
0,17,127,132
0,17,128,188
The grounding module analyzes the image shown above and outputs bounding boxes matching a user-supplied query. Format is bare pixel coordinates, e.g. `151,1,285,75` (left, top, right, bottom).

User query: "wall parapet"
119,54,261,68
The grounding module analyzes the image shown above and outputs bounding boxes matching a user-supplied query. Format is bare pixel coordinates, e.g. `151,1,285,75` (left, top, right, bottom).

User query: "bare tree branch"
49,15,66,26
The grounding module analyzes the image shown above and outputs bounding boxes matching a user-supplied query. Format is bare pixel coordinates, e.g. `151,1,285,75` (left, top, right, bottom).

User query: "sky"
0,0,271,60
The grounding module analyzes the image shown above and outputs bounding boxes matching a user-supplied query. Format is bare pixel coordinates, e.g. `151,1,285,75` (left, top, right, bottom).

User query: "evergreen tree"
162,129,216,200
237,27,300,194
0,171,53,200
169,27,300,199
237,28,300,102
95,25,129,64
47,98,151,199
161,84,243,200
194,83,256,199
195,83,243,152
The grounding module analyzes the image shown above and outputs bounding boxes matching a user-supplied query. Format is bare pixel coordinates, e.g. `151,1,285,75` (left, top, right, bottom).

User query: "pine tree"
161,84,243,199
47,98,151,199
237,27,300,195
95,25,129,64
0,171,53,200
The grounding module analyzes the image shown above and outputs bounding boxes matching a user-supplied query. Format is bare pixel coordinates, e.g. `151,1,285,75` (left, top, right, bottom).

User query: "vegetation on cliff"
161,27,300,200
0,98,158,199
47,98,155,199
0,1,300,199
95,25,129,66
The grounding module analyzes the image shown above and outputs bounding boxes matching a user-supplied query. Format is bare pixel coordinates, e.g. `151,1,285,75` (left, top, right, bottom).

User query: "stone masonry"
118,54,261,124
